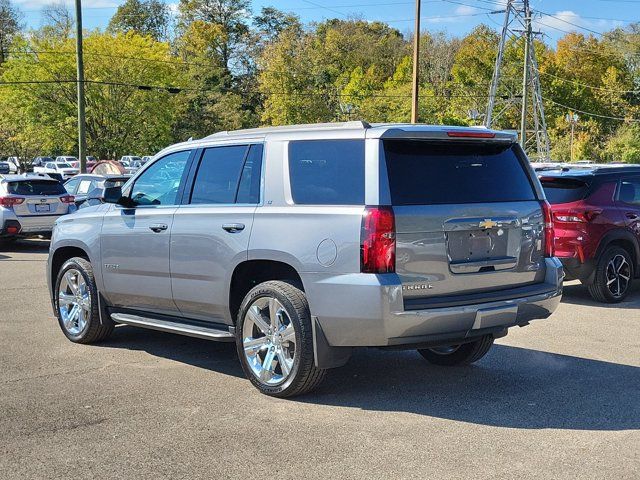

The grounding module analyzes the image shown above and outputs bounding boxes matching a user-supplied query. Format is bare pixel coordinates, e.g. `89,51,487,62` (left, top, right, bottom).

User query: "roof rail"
203,120,371,140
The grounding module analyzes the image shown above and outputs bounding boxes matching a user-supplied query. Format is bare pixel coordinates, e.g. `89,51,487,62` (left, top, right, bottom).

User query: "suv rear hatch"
382,139,549,308
7,180,70,217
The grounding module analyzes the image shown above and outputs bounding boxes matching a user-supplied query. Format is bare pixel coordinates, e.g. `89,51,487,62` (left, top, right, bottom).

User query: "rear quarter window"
383,140,536,205
288,140,365,205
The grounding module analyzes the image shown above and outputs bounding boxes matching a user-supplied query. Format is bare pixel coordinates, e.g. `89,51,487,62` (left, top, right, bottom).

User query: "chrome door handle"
626,212,639,220
149,223,168,232
222,223,245,233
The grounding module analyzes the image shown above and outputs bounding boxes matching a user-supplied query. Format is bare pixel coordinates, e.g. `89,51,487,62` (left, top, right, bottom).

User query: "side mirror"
101,186,135,208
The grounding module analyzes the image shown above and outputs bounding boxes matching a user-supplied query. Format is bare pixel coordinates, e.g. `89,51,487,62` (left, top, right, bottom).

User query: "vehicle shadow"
100,325,244,379
302,345,640,431
101,326,638,431
560,280,640,308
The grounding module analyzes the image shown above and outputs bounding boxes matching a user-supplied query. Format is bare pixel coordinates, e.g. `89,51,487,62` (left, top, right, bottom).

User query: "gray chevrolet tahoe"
47,122,563,397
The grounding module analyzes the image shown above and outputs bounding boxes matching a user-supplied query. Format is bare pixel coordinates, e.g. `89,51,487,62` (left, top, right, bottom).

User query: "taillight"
553,209,601,223
60,195,75,204
0,196,25,207
446,131,496,139
540,200,555,257
361,206,396,273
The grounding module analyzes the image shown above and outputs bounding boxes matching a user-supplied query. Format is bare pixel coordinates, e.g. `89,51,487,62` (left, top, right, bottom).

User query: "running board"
110,313,235,342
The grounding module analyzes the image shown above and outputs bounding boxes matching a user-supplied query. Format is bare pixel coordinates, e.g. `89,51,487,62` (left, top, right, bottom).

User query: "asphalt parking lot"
0,239,638,479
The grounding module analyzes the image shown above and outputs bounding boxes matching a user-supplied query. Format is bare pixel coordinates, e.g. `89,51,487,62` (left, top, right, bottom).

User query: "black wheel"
235,280,326,398
418,335,494,366
587,246,634,303
54,257,113,343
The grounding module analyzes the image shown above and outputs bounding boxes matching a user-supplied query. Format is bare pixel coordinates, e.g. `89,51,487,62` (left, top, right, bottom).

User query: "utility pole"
75,0,87,173
519,2,531,149
566,112,578,161
410,0,421,123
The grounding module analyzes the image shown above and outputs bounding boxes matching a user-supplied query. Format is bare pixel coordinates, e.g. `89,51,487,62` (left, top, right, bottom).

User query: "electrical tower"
485,0,550,161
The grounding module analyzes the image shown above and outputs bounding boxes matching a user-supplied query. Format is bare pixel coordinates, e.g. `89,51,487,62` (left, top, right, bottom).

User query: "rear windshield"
383,140,536,205
540,177,590,204
7,180,66,195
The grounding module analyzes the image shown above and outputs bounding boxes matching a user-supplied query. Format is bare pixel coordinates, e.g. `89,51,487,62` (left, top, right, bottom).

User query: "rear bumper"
305,257,563,349
559,257,595,282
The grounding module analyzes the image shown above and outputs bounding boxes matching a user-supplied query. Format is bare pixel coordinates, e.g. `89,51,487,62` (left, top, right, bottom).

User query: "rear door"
100,150,192,315
382,140,547,304
170,144,263,323
618,176,640,238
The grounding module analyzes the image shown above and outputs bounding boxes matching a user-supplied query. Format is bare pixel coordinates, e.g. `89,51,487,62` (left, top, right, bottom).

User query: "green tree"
108,0,171,41
0,0,20,64
1,32,184,158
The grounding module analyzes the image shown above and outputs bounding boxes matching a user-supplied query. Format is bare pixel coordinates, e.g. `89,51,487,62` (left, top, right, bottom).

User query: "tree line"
0,0,639,162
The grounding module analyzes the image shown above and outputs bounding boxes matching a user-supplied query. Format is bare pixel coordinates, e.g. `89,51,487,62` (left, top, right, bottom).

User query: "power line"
536,69,640,94
544,97,640,122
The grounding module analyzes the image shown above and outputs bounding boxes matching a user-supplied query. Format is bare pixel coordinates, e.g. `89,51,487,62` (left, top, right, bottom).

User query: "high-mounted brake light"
446,131,496,139
60,195,75,204
540,200,555,258
0,196,25,207
361,206,396,273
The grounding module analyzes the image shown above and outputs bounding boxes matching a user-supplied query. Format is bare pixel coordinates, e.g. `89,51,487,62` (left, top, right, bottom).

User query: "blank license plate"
35,204,51,212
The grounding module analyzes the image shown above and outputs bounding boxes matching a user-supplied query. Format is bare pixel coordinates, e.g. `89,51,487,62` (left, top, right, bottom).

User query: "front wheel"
54,257,113,343
235,281,326,398
418,335,494,366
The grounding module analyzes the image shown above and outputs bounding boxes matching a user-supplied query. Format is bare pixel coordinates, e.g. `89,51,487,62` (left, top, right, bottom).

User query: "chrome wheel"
242,296,296,386
58,269,91,336
606,254,631,298
429,345,460,355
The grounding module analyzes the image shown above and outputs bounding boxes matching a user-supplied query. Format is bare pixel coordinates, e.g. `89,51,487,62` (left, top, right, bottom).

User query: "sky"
13,0,640,45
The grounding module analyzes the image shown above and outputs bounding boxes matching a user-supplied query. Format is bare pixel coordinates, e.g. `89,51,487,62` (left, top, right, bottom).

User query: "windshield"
383,140,536,205
7,180,66,195
56,162,73,168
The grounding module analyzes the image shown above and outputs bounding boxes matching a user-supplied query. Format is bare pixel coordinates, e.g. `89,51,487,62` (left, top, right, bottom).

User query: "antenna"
485,0,550,161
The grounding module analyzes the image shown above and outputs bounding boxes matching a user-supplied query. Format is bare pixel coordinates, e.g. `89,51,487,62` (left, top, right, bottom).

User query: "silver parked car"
47,122,563,397
1,174,75,240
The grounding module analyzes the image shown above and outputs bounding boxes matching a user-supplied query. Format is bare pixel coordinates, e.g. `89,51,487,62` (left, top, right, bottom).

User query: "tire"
587,246,634,303
235,280,326,398
54,257,113,343
417,335,494,366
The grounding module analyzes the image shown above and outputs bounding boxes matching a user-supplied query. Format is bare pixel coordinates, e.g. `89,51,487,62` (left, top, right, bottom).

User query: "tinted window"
288,140,365,205
541,177,590,204
7,181,66,196
384,141,536,205
619,178,640,205
190,145,248,204
130,150,190,206
236,145,263,204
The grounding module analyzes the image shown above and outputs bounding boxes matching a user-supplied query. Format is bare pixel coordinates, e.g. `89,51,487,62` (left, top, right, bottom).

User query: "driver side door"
100,150,192,315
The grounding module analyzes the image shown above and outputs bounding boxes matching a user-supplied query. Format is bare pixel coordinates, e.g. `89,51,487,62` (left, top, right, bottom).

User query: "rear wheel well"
229,260,304,323
606,239,637,271
51,247,90,287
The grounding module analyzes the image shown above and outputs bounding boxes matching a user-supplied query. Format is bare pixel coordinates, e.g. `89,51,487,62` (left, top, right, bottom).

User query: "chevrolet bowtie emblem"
479,219,499,229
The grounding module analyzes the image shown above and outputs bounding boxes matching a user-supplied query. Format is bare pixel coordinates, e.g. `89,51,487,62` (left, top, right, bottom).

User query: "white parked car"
119,156,142,174
34,161,79,180
5,157,20,174
0,174,75,240
55,156,80,169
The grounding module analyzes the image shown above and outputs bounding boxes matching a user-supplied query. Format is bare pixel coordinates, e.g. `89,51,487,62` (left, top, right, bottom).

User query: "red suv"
540,166,640,302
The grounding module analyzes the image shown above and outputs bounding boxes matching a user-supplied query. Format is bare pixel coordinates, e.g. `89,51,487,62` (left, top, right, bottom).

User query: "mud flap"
311,316,352,369
97,293,115,327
